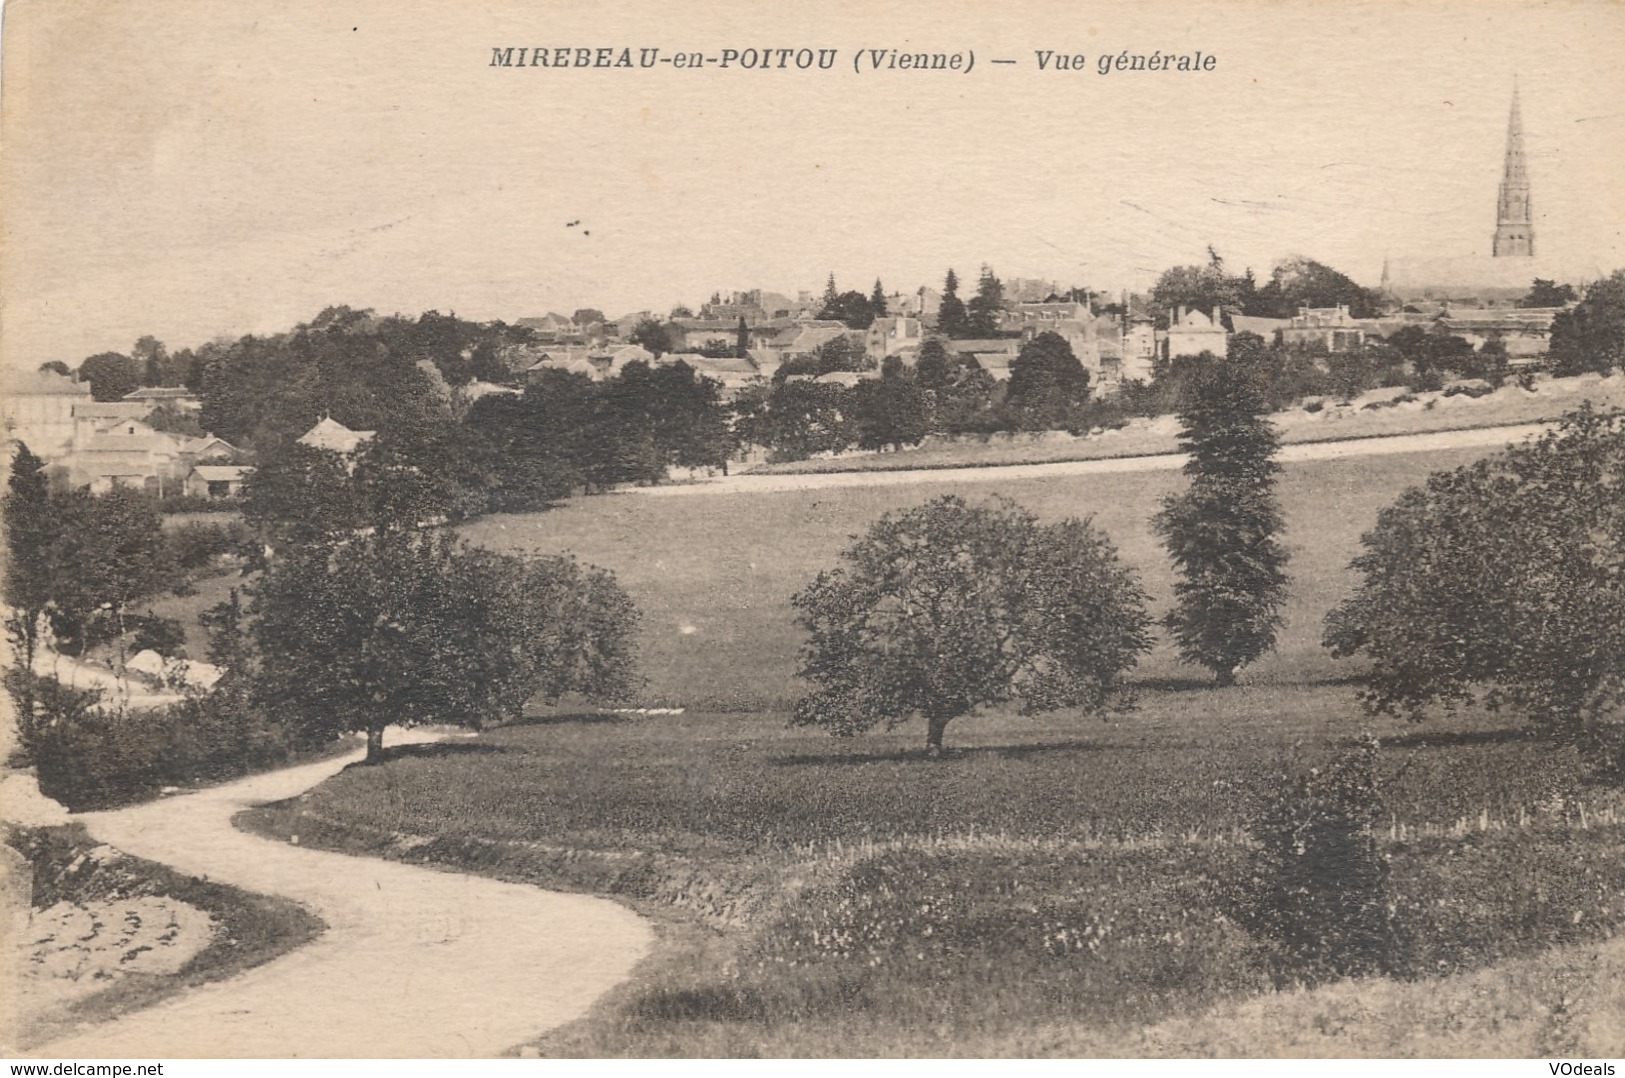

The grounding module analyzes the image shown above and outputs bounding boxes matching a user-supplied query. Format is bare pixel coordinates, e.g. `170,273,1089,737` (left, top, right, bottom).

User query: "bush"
167,520,250,572
1410,369,1445,393
1442,381,1495,400
7,668,324,811
1228,737,1395,985
128,613,187,657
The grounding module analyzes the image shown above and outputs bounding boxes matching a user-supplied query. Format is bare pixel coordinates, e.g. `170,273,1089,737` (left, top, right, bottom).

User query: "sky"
2,0,1623,370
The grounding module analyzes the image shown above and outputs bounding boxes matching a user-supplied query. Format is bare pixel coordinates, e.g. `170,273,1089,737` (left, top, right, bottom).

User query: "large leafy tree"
1248,256,1382,319
241,442,370,550
819,289,879,330
849,372,929,452
131,336,173,387
248,530,640,760
1150,250,1255,328
461,389,577,511
774,335,870,381
42,488,172,654
915,339,997,433
1005,330,1091,423
1324,406,1625,735
628,318,675,358
1520,278,1577,309
1385,325,1476,381
744,380,853,462
78,352,140,402
914,338,955,392
792,495,1153,755
1548,269,1625,377
198,308,451,452
1153,354,1290,685
646,360,736,470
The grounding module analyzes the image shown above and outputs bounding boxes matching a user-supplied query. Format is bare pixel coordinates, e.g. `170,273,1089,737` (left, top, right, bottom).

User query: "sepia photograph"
2,0,1625,1061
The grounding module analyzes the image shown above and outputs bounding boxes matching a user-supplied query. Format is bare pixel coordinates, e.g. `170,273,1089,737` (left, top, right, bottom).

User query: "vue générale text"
487,46,1220,76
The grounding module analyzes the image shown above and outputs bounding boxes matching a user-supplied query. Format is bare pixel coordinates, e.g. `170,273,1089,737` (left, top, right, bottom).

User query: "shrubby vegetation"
6,669,321,811
1003,331,1092,429
3,447,172,659
1228,738,1393,984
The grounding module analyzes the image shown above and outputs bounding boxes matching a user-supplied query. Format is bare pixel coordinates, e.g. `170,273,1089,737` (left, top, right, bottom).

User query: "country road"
22,733,652,1058
626,421,1553,496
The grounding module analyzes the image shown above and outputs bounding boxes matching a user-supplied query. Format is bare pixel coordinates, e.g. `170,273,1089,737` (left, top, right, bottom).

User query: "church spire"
1492,79,1534,257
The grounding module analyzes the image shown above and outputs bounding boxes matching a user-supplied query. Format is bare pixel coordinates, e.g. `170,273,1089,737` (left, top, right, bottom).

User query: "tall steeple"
1492,80,1534,257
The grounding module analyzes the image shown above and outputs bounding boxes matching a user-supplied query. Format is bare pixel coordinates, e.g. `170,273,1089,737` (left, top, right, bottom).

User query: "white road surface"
631,422,1552,496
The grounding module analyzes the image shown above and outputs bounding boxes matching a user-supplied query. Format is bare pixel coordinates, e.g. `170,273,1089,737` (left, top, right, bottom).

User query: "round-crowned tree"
247,529,639,760
1153,350,1290,685
1325,405,1625,743
791,495,1153,755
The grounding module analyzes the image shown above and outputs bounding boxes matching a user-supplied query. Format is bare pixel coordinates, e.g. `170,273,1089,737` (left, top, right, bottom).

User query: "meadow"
459,445,1495,711
238,439,1625,1055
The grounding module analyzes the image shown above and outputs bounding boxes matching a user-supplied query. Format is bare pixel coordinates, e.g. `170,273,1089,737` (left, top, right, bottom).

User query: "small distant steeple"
1493,79,1535,257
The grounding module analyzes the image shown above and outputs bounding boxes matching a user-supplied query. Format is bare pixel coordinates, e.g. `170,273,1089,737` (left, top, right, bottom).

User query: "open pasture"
460,444,1498,711
244,691,1624,1057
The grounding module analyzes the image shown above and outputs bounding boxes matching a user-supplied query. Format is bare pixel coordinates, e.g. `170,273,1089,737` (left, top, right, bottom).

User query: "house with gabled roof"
770,322,857,359
66,419,241,494
1165,307,1228,360
122,386,201,410
185,464,254,499
298,416,375,456
1281,305,1368,353
526,350,599,382
864,316,924,362
679,354,766,394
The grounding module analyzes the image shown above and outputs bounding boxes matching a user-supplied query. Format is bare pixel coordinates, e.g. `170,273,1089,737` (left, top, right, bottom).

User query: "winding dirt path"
25,733,653,1058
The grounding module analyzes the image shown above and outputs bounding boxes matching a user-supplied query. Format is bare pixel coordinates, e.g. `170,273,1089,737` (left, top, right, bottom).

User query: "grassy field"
234,438,1625,1056
460,445,1496,711
240,699,1625,1056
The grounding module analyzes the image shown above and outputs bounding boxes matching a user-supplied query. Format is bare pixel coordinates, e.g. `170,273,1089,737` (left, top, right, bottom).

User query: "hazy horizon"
3,0,1622,370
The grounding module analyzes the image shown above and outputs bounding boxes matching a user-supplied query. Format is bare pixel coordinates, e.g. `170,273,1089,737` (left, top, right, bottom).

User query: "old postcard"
3,0,1625,1063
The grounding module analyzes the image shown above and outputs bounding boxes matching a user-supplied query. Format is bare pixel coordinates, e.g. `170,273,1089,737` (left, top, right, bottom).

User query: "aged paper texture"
3,0,1625,1062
